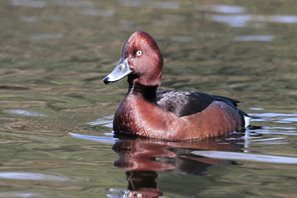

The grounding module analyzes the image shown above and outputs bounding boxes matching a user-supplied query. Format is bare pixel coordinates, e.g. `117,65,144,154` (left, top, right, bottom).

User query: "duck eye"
136,50,142,57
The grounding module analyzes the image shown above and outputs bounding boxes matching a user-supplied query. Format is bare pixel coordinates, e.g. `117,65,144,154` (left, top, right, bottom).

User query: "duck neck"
128,83,158,103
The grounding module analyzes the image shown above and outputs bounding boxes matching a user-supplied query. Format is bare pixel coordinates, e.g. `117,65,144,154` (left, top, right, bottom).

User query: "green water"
1,0,297,197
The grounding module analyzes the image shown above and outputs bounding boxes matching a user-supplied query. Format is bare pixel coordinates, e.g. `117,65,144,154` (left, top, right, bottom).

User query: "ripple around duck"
191,151,297,164
86,115,113,128
251,112,297,124
69,132,116,144
243,112,297,148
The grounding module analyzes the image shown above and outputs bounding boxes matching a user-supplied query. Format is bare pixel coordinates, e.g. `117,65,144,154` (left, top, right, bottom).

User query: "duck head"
103,32,163,87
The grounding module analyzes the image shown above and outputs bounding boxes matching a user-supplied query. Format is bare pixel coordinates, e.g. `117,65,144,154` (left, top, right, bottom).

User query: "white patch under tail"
244,116,251,128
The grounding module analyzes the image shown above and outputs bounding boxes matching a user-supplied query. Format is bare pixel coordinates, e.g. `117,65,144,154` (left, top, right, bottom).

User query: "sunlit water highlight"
0,172,70,182
192,151,297,164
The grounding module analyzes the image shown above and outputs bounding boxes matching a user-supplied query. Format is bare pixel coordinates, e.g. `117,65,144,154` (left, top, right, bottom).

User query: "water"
1,0,297,197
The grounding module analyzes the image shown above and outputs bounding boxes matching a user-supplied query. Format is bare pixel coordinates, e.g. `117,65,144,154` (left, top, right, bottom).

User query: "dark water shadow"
70,129,297,197
110,135,244,197
70,132,243,197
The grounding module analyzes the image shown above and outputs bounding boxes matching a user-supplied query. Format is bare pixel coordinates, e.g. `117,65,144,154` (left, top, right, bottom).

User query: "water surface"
0,0,297,197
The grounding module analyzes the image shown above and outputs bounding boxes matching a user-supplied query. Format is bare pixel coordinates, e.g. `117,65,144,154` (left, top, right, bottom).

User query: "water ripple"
233,35,274,42
0,172,70,182
118,0,179,10
11,0,46,8
87,115,113,128
251,112,297,125
209,14,297,27
79,8,115,17
69,132,116,144
198,4,245,14
52,0,94,8
192,151,297,164
0,192,39,198
4,109,46,117
30,33,64,41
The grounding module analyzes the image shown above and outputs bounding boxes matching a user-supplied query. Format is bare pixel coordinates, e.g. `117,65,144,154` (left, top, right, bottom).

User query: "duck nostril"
118,64,124,71
103,76,110,84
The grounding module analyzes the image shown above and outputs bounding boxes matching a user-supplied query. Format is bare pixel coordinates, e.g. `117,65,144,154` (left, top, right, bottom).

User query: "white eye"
136,50,142,56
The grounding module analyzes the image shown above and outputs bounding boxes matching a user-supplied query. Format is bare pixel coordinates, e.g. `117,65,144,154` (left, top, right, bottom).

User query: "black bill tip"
103,76,111,85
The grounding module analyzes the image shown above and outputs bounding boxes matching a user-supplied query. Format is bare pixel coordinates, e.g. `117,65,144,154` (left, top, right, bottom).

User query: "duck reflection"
111,134,244,197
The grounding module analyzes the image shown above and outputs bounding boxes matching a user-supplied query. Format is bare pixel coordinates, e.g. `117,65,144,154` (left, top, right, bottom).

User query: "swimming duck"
103,31,249,141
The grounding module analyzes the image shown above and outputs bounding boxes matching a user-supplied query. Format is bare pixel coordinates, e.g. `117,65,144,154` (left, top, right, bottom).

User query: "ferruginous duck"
103,31,249,141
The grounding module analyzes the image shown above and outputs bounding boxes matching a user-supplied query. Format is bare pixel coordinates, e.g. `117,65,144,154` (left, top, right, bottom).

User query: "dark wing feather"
211,95,240,107
157,90,246,117
156,91,214,117
212,94,249,117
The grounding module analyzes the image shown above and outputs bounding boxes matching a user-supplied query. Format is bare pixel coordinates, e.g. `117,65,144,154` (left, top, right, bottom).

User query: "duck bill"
103,58,132,84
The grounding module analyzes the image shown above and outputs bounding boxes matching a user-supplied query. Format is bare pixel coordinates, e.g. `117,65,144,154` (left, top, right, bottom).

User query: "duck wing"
156,90,245,117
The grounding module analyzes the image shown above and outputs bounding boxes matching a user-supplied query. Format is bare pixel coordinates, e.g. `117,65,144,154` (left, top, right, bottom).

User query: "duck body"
103,31,249,141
